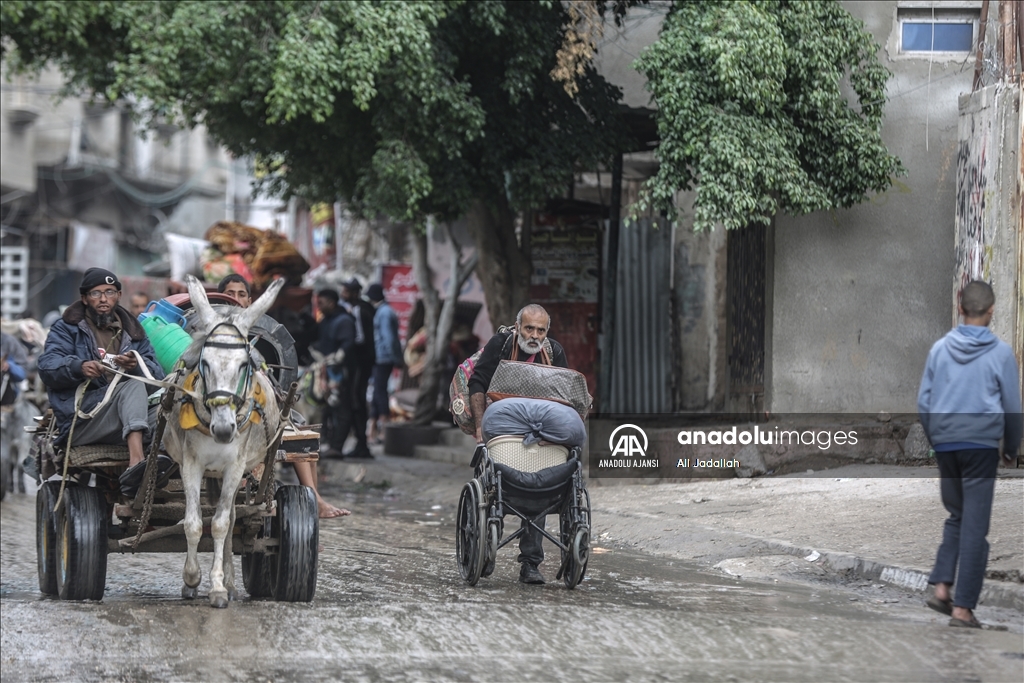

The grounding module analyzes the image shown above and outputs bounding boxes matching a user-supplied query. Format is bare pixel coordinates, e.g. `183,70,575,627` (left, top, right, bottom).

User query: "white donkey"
163,275,285,608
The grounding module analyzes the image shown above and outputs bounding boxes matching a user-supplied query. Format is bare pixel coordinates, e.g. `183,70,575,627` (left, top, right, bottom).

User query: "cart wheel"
481,518,499,578
36,480,62,595
455,480,486,585
56,486,108,600
271,485,318,602
242,513,274,598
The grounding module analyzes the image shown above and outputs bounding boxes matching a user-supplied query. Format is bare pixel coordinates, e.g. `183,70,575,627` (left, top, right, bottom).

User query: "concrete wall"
672,191,728,411
953,84,1023,397
769,1,974,413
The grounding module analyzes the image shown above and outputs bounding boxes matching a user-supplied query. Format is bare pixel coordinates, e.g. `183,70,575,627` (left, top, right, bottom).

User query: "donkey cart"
30,400,320,603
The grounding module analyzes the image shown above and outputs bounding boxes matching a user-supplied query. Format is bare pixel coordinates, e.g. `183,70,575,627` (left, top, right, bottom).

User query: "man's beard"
518,336,543,356
87,307,117,329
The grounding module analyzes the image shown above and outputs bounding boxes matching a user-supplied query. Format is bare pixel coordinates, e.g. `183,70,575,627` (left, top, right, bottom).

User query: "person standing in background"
218,276,349,519
129,292,150,319
339,278,375,459
365,283,402,445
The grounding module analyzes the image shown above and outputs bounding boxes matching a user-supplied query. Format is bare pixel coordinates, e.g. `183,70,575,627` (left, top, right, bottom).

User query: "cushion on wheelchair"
493,459,577,498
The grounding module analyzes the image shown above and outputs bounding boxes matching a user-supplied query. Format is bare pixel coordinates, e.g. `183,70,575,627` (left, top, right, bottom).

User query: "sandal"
926,595,953,616
949,616,981,629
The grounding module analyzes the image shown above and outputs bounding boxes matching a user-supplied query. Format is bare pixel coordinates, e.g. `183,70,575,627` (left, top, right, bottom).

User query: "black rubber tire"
271,485,318,602
559,507,575,587
480,518,499,578
56,486,108,601
36,480,62,595
241,514,275,598
575,486,591,585
559,484,591,589
456,480,486,586
565,528,589,590
1,451,9,500
185,305,298,389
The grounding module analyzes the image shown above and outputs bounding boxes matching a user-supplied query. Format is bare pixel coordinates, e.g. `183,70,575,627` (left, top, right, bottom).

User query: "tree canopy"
1,0,625,216
634,0,904,231
2,0,630,325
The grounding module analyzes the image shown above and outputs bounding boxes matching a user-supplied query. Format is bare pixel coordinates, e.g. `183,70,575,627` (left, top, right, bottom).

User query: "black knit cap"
79,268,122,295
366,283,385,302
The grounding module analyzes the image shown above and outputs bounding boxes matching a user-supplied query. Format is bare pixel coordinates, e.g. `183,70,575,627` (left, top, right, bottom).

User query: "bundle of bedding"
481,397,587,447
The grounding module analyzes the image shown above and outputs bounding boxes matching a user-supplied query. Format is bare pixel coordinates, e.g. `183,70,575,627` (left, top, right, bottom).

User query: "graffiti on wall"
953,115,995,318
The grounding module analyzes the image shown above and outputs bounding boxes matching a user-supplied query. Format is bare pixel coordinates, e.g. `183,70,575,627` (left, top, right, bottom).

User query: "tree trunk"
464,196,532,328
411,221,480,425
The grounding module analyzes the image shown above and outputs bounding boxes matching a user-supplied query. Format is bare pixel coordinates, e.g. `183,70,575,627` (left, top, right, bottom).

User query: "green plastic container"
142,315,194,373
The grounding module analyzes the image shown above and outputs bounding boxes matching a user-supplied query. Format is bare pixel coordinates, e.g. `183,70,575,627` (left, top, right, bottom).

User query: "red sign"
381,263,418,344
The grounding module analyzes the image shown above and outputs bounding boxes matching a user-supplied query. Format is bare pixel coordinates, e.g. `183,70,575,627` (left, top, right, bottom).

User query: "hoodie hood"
945,325,999,364
61,301,147,341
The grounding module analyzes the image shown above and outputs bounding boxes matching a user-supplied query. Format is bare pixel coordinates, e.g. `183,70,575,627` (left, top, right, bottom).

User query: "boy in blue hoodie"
917,280,1022,628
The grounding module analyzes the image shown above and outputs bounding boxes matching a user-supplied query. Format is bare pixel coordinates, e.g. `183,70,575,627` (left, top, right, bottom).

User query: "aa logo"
609,424,648,458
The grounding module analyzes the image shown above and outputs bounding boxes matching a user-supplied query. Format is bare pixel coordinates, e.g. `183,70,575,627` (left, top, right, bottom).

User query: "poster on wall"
305,202,336,271
381,263,418,344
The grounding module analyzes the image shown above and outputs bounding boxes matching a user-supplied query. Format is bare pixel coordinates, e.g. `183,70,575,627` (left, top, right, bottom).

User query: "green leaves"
356,140,433,222
636,0,905,231
1,0,625,226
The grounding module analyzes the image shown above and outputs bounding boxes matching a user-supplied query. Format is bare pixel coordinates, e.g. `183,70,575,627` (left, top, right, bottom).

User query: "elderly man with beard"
38,268,166,496
468,303,568,585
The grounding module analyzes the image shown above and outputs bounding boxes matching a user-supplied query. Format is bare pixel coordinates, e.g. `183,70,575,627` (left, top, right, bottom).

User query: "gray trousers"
70,380,158,448
928,449,1000,609
517,515,545,566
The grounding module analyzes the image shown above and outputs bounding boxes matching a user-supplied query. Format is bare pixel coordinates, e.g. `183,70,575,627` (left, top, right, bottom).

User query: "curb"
749,536,1024,612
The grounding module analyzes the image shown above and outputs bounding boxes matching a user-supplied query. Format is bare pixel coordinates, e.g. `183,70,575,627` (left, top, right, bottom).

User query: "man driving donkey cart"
33,268,320,606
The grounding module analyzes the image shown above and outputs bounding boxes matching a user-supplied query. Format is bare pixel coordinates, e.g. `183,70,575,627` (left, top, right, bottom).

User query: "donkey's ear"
235,277,286,334
185,274,218,336
180,338,203,370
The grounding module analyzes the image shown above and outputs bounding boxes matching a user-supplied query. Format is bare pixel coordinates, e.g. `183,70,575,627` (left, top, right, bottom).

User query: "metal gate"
726,224,766,412
607,218,673,414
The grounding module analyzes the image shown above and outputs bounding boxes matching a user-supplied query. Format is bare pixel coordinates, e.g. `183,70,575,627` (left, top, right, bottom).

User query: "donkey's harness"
177,323,268,436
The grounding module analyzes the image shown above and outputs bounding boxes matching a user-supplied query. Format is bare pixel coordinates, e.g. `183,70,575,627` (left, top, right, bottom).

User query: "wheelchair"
456,435,591,589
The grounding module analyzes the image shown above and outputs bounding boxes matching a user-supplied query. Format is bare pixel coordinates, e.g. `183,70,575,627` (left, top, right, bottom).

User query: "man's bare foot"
318,500,351,519
934,583,951,602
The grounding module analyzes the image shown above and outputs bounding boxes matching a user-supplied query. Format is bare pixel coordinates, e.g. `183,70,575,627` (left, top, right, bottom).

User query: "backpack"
449,325,550,435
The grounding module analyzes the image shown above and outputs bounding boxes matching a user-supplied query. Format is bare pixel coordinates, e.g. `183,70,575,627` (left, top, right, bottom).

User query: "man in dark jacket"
38,268,165,494
340,278,376,459
468,303,568,585
314,289,357,457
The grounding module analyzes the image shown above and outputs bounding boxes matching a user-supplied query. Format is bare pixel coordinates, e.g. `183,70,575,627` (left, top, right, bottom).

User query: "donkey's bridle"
191,323,261,427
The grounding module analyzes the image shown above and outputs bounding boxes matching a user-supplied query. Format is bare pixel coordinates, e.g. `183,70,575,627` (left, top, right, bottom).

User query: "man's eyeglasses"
87,289,120,300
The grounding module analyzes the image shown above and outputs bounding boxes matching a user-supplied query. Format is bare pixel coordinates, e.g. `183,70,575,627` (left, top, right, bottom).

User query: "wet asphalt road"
2,477,1023,682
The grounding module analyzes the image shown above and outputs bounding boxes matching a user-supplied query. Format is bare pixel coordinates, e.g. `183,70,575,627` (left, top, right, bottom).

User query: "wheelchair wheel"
565,528,589,589
481,518,499,578
559,485,591,589
456,480,486,585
